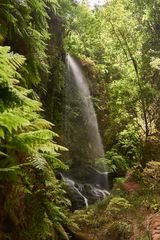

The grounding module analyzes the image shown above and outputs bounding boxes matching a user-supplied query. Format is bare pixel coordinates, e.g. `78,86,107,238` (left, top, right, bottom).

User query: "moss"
102,221,132,240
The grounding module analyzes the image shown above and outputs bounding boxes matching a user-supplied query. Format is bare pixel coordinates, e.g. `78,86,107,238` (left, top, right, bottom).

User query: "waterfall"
64,54,109,210
61,174,89,209
60,173,110,210
65,54,104,162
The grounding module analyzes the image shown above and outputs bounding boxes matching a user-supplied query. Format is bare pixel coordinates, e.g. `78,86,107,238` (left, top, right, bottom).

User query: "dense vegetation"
0,1,70,239
1,0,160,239
65,0,160,170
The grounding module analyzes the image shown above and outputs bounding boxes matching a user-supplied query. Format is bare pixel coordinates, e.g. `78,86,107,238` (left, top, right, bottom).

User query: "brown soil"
146,214,160,240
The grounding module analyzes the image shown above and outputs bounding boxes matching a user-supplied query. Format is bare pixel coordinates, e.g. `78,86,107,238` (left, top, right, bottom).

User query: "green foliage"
96,123,142,174
0,0,59,85
64,0,160,169
149,199,160,212
97,150,128,173
117,124,142,160
0,46,69,239
107,197,132,214
1,0,160,238
129,164,144,182
143,161,160,191
105,221,132,240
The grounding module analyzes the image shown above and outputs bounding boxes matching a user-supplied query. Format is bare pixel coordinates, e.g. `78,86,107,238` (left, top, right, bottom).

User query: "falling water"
64,55,109,209
65,54,104,161
61,174,89,208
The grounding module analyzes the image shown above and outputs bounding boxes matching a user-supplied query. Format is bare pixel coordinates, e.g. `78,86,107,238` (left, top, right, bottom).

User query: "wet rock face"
68,165,118,191
84,166,109,190
61,168,110,211
82,184,108,205
66,184,88,210
58,165,121,210
65,179,109,210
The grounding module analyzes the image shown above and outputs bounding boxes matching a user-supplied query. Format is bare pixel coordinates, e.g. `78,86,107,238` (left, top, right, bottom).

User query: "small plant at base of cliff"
148,198,160,213
142,161,160,191
96,123,142,175
104,221,132,240
129,163,144,183
96,149,128,174
107,197,132,214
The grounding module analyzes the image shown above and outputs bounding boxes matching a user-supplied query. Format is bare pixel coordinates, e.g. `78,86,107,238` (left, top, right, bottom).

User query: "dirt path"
146,214,160,240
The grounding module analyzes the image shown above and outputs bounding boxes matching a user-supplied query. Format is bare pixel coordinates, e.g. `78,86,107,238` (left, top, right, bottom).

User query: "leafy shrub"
143,161,160,191
107,197,132,213
117,123,142,162
96,150,128,174
96,124,142,174
129,163,144,182
104,220,132,240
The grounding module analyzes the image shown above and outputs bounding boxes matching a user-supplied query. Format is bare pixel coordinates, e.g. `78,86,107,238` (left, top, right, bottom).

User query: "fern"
0,0,60,86
0,46,70,239
0,110,30,134
43,153,68,170
9,52,26,70
31,155,48,171
0,128,5,139
0,165,20,172
0,46,25,86
55,223,70,240
31,118,54,129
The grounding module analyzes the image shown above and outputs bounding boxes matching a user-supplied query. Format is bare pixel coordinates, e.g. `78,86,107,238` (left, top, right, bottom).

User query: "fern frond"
0,151,8,157
0,165,20,172
17,129,58,142
54,223,70,240
9,52,26,70
12,130,58,155
43,153,68,170
0,45,69,239
51,143,68,152
45,0,60,13
31,155,48,171
0,128,5,139
0,46,26,86
0,111,30,133
39,142,67,154
31,119,54,129
0,46,10,55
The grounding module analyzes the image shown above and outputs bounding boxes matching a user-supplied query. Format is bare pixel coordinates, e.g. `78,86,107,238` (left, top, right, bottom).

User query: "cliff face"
44,11,68,136
40,11,66,130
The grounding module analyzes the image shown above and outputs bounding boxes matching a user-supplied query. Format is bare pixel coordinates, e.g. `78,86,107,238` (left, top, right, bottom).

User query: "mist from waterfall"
65,54,104,162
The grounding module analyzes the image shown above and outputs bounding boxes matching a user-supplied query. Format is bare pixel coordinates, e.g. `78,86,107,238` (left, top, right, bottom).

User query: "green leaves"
0,0,59,86
143,161,160,191
0,46,69,239
0,111,30,135
12,130,58,155
0,46,25,85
